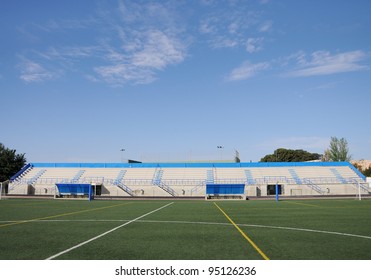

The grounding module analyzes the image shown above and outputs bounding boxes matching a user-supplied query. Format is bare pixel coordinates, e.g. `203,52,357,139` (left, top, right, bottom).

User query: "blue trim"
206,184,245,195
56,183,91,195
30,161,352,169
348,163,367,181
10,163,32,181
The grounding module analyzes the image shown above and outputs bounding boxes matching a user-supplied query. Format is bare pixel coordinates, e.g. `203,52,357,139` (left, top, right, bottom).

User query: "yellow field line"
0,202,133,229
213,202,270,260
283,201,323,208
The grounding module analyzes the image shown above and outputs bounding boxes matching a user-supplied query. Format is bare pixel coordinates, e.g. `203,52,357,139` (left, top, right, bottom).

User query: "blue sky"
1,0,370,163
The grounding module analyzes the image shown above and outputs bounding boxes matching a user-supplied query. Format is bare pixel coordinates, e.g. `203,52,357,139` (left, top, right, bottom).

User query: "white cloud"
199,16,220,35
94,29,187,86
246,37,264,53
197,2,269,50
286,50,369,77
94,63,156,85
18,57,58,83
227,61,270,81
17,1,189,86
16,1,274,86
131,30,186,70
211,37,239,48
91,1,188,86
259,20,272,32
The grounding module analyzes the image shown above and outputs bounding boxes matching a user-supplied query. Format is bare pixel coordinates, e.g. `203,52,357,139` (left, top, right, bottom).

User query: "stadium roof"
30,161,354,168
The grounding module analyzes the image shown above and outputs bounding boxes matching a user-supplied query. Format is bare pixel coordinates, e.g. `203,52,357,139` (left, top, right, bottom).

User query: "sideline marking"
283,201,323,208
238,223,371,240
45,202,174,260
3,218,370,241
0,202,133,229
214,202,270,260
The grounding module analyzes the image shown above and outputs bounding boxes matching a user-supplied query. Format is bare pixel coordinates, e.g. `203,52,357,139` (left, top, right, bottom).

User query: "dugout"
55,183,94,200
206,183,246,200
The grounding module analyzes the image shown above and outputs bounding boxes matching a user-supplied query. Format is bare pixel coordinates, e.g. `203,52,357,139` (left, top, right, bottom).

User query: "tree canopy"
353,163,371,177
323,137,351,162
260,148,321,162
0,143,27,182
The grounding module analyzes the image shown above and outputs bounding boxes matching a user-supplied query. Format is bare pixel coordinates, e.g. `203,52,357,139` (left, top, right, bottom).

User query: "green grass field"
0,198,370,260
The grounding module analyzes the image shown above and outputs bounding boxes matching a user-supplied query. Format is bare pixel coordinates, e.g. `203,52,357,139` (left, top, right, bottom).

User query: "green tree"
354,163,371,177
260,148,321,162
323,137,351,162
0,143,27,182
363,166,371,177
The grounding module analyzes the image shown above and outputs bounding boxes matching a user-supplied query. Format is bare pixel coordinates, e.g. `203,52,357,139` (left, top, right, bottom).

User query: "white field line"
139,220,371,240
45,202,174,260
4,215,371,242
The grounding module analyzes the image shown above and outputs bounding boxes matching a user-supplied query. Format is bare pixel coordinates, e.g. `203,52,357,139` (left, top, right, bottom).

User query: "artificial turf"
0,198,370,260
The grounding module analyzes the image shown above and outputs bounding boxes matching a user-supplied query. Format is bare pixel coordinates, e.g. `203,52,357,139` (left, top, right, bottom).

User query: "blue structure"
56,183,93,200
30,161,359,169
206,184,245,199
8,161,368,199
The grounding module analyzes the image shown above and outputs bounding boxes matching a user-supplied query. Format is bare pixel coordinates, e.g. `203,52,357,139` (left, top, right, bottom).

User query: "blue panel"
31,161,353,169
206,184,245,195
56,184,91,195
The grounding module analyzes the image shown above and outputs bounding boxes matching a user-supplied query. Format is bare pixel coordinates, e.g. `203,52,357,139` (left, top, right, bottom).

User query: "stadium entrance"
267,184,282,196
92,184,102,196
206,183,246,200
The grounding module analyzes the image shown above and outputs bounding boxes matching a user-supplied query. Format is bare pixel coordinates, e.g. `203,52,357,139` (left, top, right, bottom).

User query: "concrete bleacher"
7,162,369,198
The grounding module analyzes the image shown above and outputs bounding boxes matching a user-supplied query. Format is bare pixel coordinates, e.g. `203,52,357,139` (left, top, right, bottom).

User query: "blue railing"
206,170,214,184
330,168,347,183
30,161,355,169
289,169,302,184
10,163,32,181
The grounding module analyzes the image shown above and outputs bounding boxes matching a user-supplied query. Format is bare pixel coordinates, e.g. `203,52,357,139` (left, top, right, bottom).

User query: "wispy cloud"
131,30,186,70
94,27,187,86
198,1,269,50
227,61,270,81
31,18,96,32
17,57,59,83
286,50,369,77
91,1,189,86
94,64,156,85
16,0,275,86
246,37,264,53
258,20,273,32
93,29,187,86
16,1,189,86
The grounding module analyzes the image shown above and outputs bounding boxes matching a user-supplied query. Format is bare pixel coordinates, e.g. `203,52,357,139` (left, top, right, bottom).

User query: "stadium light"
120,149,125,163
217,146,224,161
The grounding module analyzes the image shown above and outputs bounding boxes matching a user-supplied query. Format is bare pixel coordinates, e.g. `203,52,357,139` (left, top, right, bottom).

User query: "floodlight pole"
0,182,2,200
120,149,125,163
217,146,224,161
